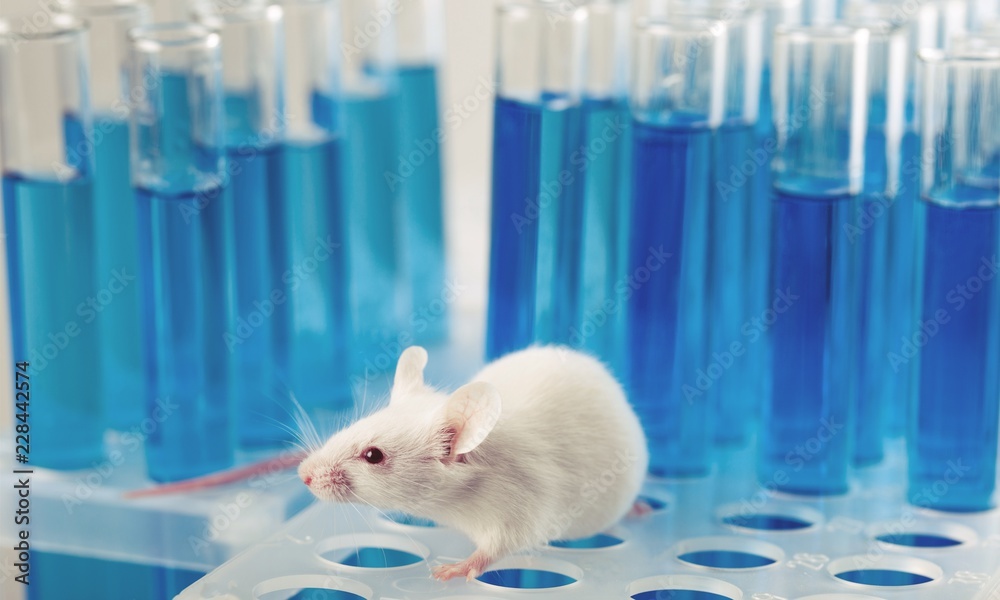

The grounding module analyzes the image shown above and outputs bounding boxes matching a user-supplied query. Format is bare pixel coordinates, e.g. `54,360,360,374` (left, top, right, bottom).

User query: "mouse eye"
363,447,384,464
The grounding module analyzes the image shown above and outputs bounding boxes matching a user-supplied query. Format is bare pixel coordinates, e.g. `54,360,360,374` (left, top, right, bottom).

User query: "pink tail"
124,450,308,499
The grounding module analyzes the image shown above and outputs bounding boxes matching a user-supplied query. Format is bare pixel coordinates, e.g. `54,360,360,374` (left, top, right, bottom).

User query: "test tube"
576,0,631,375
749,0,801,424
193,1,289,448
393,0,448,344
758,26,869,495
0,15,104,469
340,0,404,370
276,0,350,414
56,0,151,431
128,23,233,482
843,12,909,467
671,2,764,447
909,48,1000,512
486,0,587,360
627,17,724,476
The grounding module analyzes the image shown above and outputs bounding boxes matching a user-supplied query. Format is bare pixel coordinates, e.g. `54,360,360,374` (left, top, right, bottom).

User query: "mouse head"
298,346,502,512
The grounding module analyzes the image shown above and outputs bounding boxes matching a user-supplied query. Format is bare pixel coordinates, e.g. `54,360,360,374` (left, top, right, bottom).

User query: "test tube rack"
175,435,1000,599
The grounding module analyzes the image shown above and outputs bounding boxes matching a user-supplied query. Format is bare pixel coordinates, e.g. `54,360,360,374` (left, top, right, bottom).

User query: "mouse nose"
302,474,312,486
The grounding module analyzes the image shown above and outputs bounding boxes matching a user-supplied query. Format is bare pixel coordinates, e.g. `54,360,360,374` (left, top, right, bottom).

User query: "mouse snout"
302,474,313,486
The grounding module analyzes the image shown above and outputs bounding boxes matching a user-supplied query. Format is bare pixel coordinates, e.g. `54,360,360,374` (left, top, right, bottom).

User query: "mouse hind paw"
432,550,493,582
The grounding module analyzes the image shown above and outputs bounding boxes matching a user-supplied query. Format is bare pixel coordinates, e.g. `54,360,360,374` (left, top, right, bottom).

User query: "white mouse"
297,345,649,581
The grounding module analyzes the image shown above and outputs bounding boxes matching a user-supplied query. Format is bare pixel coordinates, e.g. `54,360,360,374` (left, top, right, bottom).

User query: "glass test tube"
758,26,869,495
671,2,764,448
276,0,350,414
57,0,151,431
909,49,1000,512
627,18,724,476
0,15,103,468
340,0,403,370
844,15,907,467
394,0,448,345
194,1,289,448
576,0,631,376
129,23,233,482
486,0,587,360
749,0,801,424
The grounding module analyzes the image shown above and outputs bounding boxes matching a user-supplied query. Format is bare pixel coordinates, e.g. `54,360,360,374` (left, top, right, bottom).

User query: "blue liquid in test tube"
396,64,447,343
129,26,234,482
909,49,1000,512
196,2,290,447
576,0,631,374
1,16,104,469
757,26,869,495
276,0,350,415
626,18,723,477
62,0,150,431
486,2,586,359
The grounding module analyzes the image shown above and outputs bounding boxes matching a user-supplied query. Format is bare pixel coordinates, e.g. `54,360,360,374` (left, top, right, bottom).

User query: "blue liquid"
627,120,711,477
909,192,1000,512
29,551,203,600
276,137,350,413
885,127,920,437
853,107,892,466
137,184,235,482
3,173,104,469
486,95,585,359
748,64,775,412
758,185,859,495
93,115,143,429
576,97,631,374
396,66,447,344
223,93,291,448
341,93,402,368
708,123,755,446
136,72,233,482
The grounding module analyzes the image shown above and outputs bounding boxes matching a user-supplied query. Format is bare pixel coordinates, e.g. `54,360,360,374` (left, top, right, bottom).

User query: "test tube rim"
192,0,282,27
0,13,87,41
666,0,765,20
127,21,221,52
918,46,1000,65
634,16,729,39
56,0,151,19
775,23,870,45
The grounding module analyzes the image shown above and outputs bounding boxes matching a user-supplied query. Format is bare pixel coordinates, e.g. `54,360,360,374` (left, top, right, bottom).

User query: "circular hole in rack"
253,575,372,600
674,536,783,570
381,511,438,528
828,555,942,587
628,575,742,600
869,519,975,549
475,556,583,590
717,503,821,533
722,513,813,531
316,534,429,570
549,533,624,549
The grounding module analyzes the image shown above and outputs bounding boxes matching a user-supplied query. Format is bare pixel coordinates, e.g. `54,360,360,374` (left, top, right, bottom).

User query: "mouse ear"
391,346,429,403
443,382,502,458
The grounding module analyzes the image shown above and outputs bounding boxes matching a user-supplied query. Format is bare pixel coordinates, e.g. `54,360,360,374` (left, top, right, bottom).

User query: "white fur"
298,346,649,564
